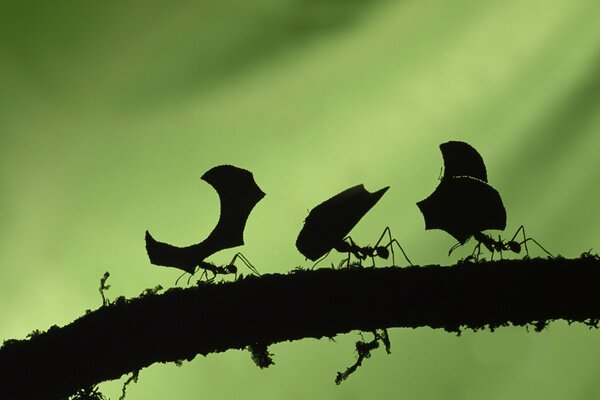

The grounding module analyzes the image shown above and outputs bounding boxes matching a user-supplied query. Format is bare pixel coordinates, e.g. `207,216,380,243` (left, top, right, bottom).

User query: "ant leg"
387,239,413,266
477,243,487,261
512,225,554,258
470,241,482,261
496,235,503,260
373,227,391,249
238,253,261,275
341,236,361,267
206,270,216,284
193,268,208,284
344,247,352,268
230,252,261,276
227,254,239,279
521,238,554,259
373,227,413,266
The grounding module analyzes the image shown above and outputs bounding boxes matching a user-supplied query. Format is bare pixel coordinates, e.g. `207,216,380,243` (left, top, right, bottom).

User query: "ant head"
376,247,390,259
508,241,521,253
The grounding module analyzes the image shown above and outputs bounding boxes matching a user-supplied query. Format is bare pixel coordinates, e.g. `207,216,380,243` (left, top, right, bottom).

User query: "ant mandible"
316,227,413,268
450,225,554,261
175,252,260,285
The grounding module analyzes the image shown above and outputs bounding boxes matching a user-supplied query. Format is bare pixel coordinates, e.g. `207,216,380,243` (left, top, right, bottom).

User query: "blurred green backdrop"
2,0,600,399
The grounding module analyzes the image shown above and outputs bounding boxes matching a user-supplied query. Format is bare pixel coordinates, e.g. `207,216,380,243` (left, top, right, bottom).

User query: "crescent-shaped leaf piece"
146,165,265,273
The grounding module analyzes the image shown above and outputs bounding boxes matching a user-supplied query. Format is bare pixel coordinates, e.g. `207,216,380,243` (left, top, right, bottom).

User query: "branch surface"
2,256,600,399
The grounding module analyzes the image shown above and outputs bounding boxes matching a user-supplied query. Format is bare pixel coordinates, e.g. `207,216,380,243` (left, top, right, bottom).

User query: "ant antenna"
187,269,198,285
175,266,198,286
312,250,332,269
448,238,469,256
175,271,187,286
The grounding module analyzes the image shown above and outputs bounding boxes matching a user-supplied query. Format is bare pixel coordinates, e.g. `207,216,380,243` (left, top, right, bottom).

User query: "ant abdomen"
507,241,521,253
375,247,390,260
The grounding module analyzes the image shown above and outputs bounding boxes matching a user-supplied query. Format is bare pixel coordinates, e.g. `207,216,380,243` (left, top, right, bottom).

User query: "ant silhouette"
314,227,413,268
450,225,554,261
175,252,260,285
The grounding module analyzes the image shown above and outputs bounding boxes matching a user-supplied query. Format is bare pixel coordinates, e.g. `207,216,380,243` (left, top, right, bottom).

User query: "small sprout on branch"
335,329,391,384
99,272,111,307
119,370,140,400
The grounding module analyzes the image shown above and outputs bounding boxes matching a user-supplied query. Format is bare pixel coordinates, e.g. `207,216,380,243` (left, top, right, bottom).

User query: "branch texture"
1,256,600,399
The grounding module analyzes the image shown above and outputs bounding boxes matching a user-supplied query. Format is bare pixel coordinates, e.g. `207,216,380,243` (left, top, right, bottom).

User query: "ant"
449,225,553,261
175,253,260,285
314,227,413,268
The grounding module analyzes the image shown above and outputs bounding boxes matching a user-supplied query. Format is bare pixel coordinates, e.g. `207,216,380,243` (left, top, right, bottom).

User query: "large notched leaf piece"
417,177,506,244
296,184,389,261
146,165,265,274
440,141,487,182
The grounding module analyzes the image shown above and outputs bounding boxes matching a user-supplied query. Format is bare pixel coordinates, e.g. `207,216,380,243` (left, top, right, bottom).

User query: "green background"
2,1,600,398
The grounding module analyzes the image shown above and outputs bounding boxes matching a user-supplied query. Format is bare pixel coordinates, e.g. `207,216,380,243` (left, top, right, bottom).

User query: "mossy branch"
2,256,600,399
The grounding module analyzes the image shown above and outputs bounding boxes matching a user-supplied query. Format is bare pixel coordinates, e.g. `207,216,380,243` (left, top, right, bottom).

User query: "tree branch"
2,256,599,399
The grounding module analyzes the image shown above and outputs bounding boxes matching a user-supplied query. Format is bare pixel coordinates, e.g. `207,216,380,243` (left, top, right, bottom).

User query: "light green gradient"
2,1,600,399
